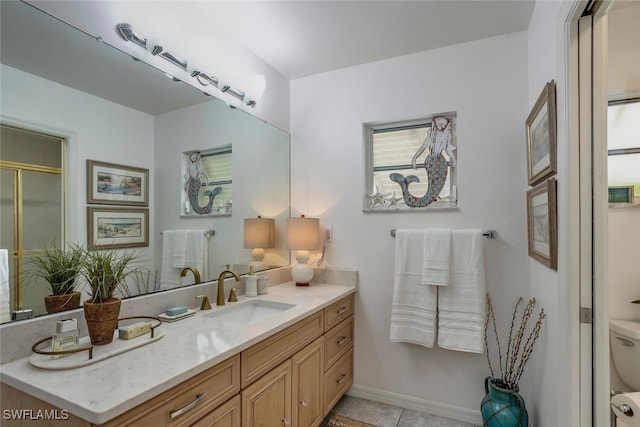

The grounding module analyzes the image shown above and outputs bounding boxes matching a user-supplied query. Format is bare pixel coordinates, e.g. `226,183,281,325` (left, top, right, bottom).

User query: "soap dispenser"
245,266,257,297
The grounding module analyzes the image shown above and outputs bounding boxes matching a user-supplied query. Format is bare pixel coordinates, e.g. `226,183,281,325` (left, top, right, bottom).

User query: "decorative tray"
29,317,163,370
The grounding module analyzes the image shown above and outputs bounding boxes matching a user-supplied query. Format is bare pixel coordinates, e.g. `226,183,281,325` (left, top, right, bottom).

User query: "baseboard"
346,384,483,426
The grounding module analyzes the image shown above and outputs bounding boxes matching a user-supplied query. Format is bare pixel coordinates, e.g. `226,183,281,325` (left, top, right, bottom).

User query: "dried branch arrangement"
484,294,546,390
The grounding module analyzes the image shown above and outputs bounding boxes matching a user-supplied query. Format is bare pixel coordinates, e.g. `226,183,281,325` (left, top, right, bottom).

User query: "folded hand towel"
422,228,451,286
390,230,437,348
437,229,486,353
0,249,11,323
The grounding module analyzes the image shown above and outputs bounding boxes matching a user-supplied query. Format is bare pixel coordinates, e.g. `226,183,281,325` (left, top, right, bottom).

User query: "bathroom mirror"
0,1,290,323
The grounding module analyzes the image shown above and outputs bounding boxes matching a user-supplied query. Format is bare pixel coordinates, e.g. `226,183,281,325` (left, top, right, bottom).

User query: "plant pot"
83,298,121,345
44,292,81,313
481,377,528,427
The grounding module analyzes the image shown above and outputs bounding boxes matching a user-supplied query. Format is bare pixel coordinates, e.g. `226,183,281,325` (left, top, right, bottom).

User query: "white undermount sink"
204,300,295,325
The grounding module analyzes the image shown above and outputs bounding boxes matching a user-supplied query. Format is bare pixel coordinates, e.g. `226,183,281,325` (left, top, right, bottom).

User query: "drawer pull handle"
337,374,348,384
336,336,348,345
170,392,207,419
336,307,348,315
300,398,309,406
282,416,291,425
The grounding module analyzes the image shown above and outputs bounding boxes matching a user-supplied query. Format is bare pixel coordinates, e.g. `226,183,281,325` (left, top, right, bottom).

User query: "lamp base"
291,260,314,287
295,282,310,287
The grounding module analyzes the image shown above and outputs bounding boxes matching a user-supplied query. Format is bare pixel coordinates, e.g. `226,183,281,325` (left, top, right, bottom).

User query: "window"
607,99,640,205
364,114,457,211
182,146,232,216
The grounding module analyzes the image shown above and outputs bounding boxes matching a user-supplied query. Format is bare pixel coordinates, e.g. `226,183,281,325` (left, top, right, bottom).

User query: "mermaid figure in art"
185,152,222,214
390,116,456,207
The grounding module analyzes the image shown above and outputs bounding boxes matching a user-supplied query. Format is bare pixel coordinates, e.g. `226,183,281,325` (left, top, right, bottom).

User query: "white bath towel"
422,228,451,286
437,229,486,353
161,230,208,290
390,229,437,348
0,249,11,323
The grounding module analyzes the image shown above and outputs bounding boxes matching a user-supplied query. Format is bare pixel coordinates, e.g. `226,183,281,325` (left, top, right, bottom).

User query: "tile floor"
329,395,480,427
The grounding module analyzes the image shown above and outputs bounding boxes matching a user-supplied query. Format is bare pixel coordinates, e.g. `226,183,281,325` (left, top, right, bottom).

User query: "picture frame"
87,160,149,206
608,186,635,205
87,207,149,250
527,178,558,270
526,80,557,186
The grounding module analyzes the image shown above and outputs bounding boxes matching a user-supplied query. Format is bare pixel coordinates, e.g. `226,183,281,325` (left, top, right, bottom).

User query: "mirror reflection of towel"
161,230,207,290
0,249,11,323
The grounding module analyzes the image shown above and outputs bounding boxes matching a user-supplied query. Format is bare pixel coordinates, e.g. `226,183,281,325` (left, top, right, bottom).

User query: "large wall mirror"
0,1,290,323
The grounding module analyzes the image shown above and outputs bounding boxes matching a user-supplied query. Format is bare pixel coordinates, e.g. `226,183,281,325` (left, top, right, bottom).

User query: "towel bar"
160,230,215,237
390,229,496,239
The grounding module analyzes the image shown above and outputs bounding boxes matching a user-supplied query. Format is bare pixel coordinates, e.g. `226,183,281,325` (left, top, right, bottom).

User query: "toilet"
610,319,640,391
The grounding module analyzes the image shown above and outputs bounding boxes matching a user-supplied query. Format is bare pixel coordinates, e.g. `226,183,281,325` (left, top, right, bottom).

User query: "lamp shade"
244,217,275,249
287,216,320,250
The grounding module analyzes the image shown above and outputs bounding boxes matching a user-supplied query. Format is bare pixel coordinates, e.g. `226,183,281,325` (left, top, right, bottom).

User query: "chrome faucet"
180,267,201,284
217,270,240,306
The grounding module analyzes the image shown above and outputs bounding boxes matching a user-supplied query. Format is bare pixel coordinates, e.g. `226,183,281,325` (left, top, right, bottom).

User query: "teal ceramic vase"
481,377,528,427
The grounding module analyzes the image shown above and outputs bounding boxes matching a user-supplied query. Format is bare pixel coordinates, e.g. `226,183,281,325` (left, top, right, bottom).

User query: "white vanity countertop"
0,282,356,425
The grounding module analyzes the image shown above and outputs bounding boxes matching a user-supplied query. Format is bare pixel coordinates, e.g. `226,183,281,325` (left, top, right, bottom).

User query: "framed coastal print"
608,186,635,204
87,207,149,250
526,80,557,186
527,178,557,270
87,160,149,206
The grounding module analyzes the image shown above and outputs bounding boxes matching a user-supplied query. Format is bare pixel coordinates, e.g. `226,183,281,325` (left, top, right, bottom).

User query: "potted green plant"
80,249,139,345
28,244,84,314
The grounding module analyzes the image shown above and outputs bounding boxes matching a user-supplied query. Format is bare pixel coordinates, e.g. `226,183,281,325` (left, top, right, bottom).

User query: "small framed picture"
527,178,558,270
526,80,557,186
608,186,635,204
87,160,149,206
87,207,149,250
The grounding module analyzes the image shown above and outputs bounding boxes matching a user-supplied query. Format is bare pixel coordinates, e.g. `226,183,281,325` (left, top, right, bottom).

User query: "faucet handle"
228,288,238,303
195,295,212,310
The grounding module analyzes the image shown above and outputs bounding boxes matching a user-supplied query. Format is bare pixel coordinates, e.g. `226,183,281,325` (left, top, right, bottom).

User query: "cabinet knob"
299,398,309,406
282,416,291,425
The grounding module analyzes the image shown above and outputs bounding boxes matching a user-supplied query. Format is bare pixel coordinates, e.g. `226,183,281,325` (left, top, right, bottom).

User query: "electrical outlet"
323,227,333,242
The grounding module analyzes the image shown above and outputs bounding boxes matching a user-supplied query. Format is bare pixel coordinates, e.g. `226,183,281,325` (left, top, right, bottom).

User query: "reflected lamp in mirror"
287,215,320,287
244,216,275,265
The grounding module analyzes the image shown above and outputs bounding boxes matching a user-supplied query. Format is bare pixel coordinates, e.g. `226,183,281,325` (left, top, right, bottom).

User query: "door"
292,338,324,427
577,3,611,426
0,125,64,321
242,359,292,427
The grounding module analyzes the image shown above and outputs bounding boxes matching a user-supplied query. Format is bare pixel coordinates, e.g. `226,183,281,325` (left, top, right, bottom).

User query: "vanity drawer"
323,347,353,416
324,294,354,331
102,354,240,427
241,310,324,388
324,316,353,370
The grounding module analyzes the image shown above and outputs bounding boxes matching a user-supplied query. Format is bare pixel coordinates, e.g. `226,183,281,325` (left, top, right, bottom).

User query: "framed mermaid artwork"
87,160,149,206
526,80,557,186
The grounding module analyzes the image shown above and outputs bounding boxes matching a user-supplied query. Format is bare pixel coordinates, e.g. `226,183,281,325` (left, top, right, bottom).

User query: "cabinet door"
292,337,324,427
191,395,240,427
242,360,292,427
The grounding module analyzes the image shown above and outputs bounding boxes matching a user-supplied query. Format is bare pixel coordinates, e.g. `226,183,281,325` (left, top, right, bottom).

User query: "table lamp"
287,215,320,286
244,216,275,265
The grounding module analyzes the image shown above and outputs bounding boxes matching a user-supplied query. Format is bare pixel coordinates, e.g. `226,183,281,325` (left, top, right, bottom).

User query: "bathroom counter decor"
30,316,163,370
0,277,357,425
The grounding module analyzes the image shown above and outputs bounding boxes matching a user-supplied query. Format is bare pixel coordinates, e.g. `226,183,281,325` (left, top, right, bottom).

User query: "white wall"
0,64,155,274
608,4,640,98
290,32,529,421
527,1,576,426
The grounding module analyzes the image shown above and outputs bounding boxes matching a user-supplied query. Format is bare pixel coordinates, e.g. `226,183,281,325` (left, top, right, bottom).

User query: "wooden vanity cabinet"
322,295,354,417
1,292,355,427
101,354,240,427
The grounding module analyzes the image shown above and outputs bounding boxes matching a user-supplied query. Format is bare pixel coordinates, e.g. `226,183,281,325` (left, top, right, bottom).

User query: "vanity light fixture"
244,216,275,265
287,215,320,287
116,22,263,107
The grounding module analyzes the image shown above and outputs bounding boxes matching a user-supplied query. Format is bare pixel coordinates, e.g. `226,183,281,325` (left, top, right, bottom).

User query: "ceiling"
190,1,536,79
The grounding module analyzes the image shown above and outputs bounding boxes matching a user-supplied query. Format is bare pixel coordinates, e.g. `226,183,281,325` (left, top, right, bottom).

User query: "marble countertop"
0,281,356,425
